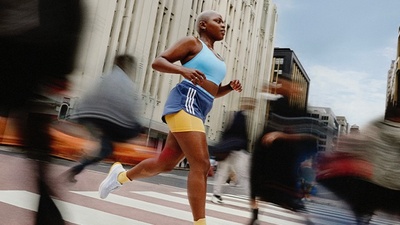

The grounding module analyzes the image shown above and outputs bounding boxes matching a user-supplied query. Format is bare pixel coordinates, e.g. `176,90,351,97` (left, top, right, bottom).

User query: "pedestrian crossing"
75,191,243,225
0,190,398,225
0,190,150,225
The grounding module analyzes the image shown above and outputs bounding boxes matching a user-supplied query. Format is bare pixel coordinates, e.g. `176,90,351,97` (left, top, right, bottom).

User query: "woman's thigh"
172,131,209,168
156,132,185,169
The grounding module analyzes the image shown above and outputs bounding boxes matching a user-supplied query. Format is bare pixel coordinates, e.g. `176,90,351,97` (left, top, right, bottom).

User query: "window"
275,57,284,64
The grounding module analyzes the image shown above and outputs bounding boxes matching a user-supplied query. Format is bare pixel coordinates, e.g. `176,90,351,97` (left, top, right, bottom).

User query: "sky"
271,0,400,129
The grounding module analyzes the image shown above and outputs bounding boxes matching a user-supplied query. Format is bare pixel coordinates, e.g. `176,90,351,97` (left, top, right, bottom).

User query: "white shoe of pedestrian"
99,162,125,199
211,194,223,204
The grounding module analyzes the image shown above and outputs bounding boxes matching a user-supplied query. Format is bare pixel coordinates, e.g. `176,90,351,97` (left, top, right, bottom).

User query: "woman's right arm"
152,36,206,83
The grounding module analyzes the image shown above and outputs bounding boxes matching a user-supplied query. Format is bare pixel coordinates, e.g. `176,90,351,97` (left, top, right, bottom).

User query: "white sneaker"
99,162,125,199
211,194,223,204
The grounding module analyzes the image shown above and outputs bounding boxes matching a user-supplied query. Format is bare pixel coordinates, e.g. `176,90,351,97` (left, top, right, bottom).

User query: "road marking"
2,190,395,225
74,191,242,225
0,190,150,225
173,191,306,225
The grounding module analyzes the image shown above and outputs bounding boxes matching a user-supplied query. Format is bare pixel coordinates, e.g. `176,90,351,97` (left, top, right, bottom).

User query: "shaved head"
195,10,220,34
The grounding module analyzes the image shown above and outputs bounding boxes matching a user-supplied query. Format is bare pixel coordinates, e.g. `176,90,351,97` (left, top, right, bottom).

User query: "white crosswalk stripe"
74,191,242,225
0,190,399,225
0,190,151,225
176,192,306,224
137,191,306,224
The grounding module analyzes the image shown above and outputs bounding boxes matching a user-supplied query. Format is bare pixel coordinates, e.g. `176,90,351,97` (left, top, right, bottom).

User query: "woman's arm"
215,79,242,98
152,36,206,84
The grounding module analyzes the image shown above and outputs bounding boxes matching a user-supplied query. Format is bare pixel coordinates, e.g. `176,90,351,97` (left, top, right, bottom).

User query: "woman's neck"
199,36,214,49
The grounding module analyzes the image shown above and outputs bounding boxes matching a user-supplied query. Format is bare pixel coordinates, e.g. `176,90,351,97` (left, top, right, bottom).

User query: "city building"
62,0,279,151
385,26,400,122
336,116,349,136
266,48,334,152
349,124,360,134
265,48,314,135
307,106,339,152
270,48,310,114
266,48,342,152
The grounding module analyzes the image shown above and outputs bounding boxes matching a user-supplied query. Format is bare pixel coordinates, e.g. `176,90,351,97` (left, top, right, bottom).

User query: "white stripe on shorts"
185,88,196,114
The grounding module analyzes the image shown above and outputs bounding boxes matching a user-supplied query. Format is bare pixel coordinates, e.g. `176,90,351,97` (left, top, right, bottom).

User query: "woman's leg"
98,132,184,199
172,131,210,221
125,132,184,179
127,130,209,221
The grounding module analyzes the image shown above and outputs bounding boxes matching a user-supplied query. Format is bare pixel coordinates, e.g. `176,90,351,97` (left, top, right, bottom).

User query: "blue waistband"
182,79,214,99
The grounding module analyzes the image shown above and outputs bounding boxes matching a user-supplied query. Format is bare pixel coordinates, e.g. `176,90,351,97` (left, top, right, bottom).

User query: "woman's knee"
155,145,183,172
155,155,181,172
160,162,177,172
190,157,210,173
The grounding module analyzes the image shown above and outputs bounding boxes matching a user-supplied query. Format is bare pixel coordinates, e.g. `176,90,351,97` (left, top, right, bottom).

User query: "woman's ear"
199,21,207,31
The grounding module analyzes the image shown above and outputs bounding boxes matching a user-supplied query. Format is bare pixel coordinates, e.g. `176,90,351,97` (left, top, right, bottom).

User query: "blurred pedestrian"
0,0,82,224
249,131,318,224
98,10,242,225
261,78,306,117
210,98,254,204
316,118,400,224
249,78,318,225
299,157,316,201
65,54,143,182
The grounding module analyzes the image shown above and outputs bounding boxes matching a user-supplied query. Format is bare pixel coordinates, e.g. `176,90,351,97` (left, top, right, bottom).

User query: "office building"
64,0,278,150
385,27,400,122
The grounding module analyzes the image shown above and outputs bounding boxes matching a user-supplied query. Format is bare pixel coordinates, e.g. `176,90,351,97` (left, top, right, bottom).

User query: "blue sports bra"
183,39,226,85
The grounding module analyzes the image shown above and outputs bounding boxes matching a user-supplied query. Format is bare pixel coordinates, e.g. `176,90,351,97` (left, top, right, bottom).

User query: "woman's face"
204,13,225,41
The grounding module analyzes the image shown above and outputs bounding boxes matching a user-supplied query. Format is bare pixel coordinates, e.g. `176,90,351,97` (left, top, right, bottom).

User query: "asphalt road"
1,147,399,225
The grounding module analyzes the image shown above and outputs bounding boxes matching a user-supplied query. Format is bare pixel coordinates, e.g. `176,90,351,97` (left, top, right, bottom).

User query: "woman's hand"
181,67,206,85
229,80,242,92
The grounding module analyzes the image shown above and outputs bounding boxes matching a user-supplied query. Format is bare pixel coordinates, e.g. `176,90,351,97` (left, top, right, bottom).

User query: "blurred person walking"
98,10,242,225
299,157,316,201
209,98,254,204
249,131,318,225
66,54,143,182
0,0,83,224
317,118,400,224
249,79,318,225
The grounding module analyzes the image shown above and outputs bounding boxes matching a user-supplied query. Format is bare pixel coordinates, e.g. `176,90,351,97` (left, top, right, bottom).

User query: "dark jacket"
209,110,249,160
250,132,318,208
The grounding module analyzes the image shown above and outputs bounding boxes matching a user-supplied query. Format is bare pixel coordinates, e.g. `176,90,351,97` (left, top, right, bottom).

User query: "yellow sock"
117,171,130,184
193,218,206,225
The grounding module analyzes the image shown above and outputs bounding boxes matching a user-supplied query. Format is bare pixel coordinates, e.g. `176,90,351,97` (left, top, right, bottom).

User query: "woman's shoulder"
172,36,203,61
176,36,201,48
180,36,200,42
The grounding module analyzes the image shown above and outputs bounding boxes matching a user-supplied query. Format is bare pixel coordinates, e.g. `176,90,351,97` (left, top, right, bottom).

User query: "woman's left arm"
215,79,242,98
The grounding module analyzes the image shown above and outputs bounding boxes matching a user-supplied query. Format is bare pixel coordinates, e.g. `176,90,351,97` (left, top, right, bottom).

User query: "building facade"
266,48,328,153
270,48,311,113
307,106,339,152
336,116,349,136
265,48,312,134
349,124,360,134
63,0,278,150
385,27,400,122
